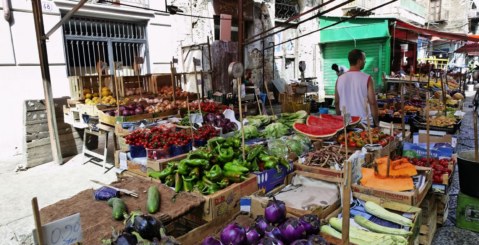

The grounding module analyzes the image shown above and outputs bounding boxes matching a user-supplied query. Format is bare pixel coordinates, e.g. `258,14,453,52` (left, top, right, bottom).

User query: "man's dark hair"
348,49,364,66
331,64,339,72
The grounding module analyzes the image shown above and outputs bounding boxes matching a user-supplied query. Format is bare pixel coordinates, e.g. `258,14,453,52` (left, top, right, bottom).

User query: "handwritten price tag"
33,213,82,245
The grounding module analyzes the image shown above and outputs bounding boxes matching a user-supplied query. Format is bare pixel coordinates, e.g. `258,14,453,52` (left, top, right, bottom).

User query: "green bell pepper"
189,167,201,179
205,164,223,182
217,178,230,189
224,162,249,173
182,176,194,192
264,160,277,170
279,157,292,171
182,158,209,167
193,180,206,193
148,165,174,180
206,183,219,195
207,137,225,151
217,147,234,163
187,150,212,160
174,172,183,193
177,160,190,175
164,174,175,187
247,145,265,161
224,171,247,183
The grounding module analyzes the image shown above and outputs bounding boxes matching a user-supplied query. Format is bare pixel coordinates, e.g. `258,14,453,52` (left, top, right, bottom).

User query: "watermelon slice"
317,114,361,125
306,115,344,130
293,123,340,138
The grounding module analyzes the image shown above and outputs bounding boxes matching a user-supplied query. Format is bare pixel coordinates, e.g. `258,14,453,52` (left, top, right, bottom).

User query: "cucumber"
147,185,161,214
107,197,127,220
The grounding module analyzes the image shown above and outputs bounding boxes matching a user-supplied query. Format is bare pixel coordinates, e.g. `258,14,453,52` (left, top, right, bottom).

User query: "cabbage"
286,139,303,156
263,123,289,139
268,139,289,158
237,125,260,139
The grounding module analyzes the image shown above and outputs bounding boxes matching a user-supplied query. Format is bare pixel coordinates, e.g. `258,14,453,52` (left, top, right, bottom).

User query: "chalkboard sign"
33,213,82,245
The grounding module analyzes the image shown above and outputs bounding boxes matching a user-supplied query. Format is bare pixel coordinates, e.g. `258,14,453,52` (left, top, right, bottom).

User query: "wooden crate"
117,75,153,97
419,208,437,245
69,75,114,100
436,194,450,225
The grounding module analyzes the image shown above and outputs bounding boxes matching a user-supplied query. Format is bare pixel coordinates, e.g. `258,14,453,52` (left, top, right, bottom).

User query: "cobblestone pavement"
432,95,479,244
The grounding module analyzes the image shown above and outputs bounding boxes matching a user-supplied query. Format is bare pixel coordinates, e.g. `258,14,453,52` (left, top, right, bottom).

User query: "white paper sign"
33,213,82,245
119,152,128,170
189,113,203,124
42,1,56,13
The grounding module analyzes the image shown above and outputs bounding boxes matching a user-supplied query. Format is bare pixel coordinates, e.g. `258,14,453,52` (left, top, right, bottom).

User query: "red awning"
455,42,479,55
395,20,479,42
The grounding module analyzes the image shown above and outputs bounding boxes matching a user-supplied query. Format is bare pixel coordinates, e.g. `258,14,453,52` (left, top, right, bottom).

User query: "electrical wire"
263,0,399,51
244,0,356,46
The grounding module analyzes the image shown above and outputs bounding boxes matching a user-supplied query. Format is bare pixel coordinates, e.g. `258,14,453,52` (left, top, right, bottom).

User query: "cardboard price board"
33,213,82,245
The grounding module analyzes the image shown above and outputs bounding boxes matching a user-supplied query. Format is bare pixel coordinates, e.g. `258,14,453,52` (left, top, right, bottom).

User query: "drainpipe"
3,0,11,22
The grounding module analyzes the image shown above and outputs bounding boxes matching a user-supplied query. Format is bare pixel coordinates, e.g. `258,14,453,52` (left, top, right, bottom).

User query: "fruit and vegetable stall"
48,64,471,245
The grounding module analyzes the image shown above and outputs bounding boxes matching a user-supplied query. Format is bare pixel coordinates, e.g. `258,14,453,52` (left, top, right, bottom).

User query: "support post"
32,0,63,164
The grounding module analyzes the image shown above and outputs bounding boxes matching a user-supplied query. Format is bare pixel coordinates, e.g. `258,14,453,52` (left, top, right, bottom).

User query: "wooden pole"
401,82,406,136
341,160,352,245
170,62,177,104
32,197,44,245
440,72,447,116
474,111,478,161
254,86,263,115
186,95,195,148
342,106,348,160
364,99,372,144
426,92,431,161
114,64,120,114
31,0,63,164
237,79,246,161
193,58,202,114
264,80,275,117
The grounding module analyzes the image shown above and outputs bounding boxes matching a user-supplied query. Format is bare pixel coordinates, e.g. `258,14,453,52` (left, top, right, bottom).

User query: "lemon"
85,93,92,99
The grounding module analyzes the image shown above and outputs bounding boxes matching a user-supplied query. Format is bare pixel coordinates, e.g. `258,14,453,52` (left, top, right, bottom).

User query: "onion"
255,216,269,235
216,113,225,120
265,225,283,241
279,218,306,243
307,234,329,245
245,226,261,244
265,197,286,225
122,110,130,116
202,236,223,245
135,107,144,115
220,223,246,245
206,113,216,123
299,214,321,236
257,237,284,245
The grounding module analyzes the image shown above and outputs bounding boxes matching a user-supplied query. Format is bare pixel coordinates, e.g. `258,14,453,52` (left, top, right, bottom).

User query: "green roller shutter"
322,39,390,95
319,17,391,96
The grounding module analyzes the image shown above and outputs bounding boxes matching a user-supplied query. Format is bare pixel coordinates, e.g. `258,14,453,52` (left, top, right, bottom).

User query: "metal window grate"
63,17,148,76
275,0,299,21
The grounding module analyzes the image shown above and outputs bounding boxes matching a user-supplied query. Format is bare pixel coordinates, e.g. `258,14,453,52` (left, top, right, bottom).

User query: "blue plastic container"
194,139,207,147
129,145,146,158
319,108,329,114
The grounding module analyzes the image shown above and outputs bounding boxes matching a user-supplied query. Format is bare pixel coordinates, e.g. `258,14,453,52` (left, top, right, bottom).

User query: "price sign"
33,213,82,245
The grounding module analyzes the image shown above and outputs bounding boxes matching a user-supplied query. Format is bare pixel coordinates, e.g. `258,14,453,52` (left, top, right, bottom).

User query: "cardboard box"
250,170,341,219
413,130,457,148
114,150,187,175
293,162,343,182
352,166,432,206
456,192,479,232
254,162,293,193
201,174,258,222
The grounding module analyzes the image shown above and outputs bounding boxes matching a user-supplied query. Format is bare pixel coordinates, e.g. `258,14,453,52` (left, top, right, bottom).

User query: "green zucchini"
364,201,413,227
147,185,161,214
354,215,412,237
107,197,127,220
329,217,408,245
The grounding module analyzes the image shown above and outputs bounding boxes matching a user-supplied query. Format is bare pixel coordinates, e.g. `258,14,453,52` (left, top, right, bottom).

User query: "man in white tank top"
334,49,379,126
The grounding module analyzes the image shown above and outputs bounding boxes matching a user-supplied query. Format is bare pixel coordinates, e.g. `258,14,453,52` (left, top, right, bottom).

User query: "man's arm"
367,76,379,126
334,78,341,115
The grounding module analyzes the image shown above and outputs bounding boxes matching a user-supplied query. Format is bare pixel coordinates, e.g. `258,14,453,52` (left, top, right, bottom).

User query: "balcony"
88,0,149,8
373,0,426,26
469,9,479,19
342,0,376,16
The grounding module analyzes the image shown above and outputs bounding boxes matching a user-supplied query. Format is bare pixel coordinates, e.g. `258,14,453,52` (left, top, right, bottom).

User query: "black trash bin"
458,150,479,198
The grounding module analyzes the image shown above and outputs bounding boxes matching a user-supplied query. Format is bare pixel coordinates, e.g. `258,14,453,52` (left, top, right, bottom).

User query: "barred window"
62,16,149,76
275,0,299,21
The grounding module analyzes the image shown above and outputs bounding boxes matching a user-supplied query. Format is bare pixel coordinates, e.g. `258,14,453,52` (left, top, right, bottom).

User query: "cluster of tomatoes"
125,124,218,150
408,157,453,184
337,129,394,148
190,101,227,113
193,125,219,141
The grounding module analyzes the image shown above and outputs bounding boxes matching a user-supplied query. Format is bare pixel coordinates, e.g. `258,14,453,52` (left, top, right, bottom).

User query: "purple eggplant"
279,218,307,243
220,223,246,245
202,236,223,245
264,197,286,225
299,214,321,235
255,215,269,235
257,237,284,245
307,234,329,245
